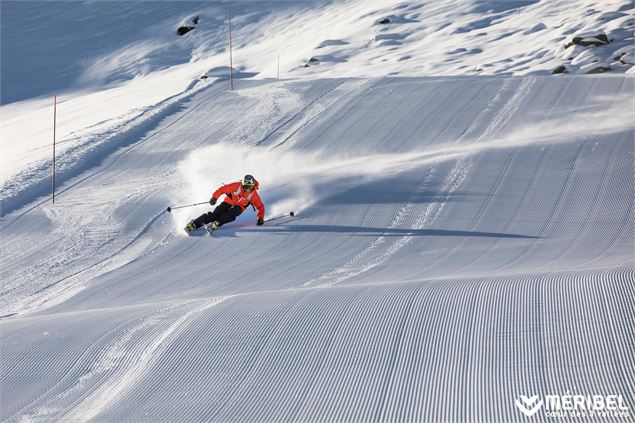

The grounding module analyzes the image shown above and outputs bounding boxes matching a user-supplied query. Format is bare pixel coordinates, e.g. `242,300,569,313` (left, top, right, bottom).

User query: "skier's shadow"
256,224,539,239
194,223,539,239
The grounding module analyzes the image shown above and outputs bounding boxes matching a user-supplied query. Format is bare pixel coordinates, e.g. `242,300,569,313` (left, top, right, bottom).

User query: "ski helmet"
242,174,255,189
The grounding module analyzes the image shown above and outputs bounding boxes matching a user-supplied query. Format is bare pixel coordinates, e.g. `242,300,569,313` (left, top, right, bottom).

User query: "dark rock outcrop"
613,48,634,64
584,64,611,74
552,65,567,74
177,26,195,36
564,32,610,49
177,16,200,36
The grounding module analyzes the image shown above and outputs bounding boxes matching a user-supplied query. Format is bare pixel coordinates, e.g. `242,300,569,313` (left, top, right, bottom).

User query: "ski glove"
210,197,217,206
257,218,265,226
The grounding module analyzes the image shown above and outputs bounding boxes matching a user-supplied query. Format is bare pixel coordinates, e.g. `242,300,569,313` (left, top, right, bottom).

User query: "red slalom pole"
52,91,57,203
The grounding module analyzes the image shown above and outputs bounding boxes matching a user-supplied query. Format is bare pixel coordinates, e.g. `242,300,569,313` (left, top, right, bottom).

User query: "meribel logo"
516,395,543,417
515,392,630,419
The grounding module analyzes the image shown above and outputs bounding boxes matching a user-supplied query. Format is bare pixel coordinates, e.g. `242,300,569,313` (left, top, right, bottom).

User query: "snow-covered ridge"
3,0,634,105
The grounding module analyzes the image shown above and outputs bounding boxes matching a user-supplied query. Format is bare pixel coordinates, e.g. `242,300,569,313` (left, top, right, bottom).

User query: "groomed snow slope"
1,74,633,421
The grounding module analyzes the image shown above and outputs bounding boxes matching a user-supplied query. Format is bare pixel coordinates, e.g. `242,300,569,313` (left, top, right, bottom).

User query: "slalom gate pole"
228,3,234,90
52,91,57,203
166,202,209,212
265,211,295,223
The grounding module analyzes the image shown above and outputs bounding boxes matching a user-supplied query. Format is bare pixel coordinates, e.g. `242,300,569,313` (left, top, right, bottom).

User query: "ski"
184,211,295,236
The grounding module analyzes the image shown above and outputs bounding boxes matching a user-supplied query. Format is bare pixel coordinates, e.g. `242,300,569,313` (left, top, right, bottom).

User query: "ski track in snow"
1,75,633,422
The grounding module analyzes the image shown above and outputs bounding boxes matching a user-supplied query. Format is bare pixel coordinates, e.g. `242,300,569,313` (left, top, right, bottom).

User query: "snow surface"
1,0,634,421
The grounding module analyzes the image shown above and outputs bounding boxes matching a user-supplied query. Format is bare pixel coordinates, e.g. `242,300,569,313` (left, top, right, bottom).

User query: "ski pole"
265,211,295,223
166,201,209,212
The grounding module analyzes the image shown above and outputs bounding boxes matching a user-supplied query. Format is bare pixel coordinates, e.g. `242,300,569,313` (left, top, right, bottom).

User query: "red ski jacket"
212,180,265,220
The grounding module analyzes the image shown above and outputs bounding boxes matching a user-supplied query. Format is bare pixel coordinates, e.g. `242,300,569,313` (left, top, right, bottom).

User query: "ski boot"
184,221,197,234
206,220,221,234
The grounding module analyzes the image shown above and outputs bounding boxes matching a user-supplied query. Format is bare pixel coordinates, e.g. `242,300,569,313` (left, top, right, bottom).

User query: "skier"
185,174,265,234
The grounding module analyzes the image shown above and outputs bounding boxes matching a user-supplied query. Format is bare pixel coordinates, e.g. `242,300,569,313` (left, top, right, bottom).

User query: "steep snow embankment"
1,75,633,421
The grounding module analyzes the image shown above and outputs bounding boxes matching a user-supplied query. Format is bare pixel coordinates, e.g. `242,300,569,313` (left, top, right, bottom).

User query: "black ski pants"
193,202,243,228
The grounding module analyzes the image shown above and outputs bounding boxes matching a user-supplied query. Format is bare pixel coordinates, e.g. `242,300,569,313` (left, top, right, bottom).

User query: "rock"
308,57,319,63
375,15,419,25
584,64,611,74
177,15,199,36
564,32,610,49
612,46,635,64
595,32,609,43
565,37,599,48
177,26,195,36
552,65,567,74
